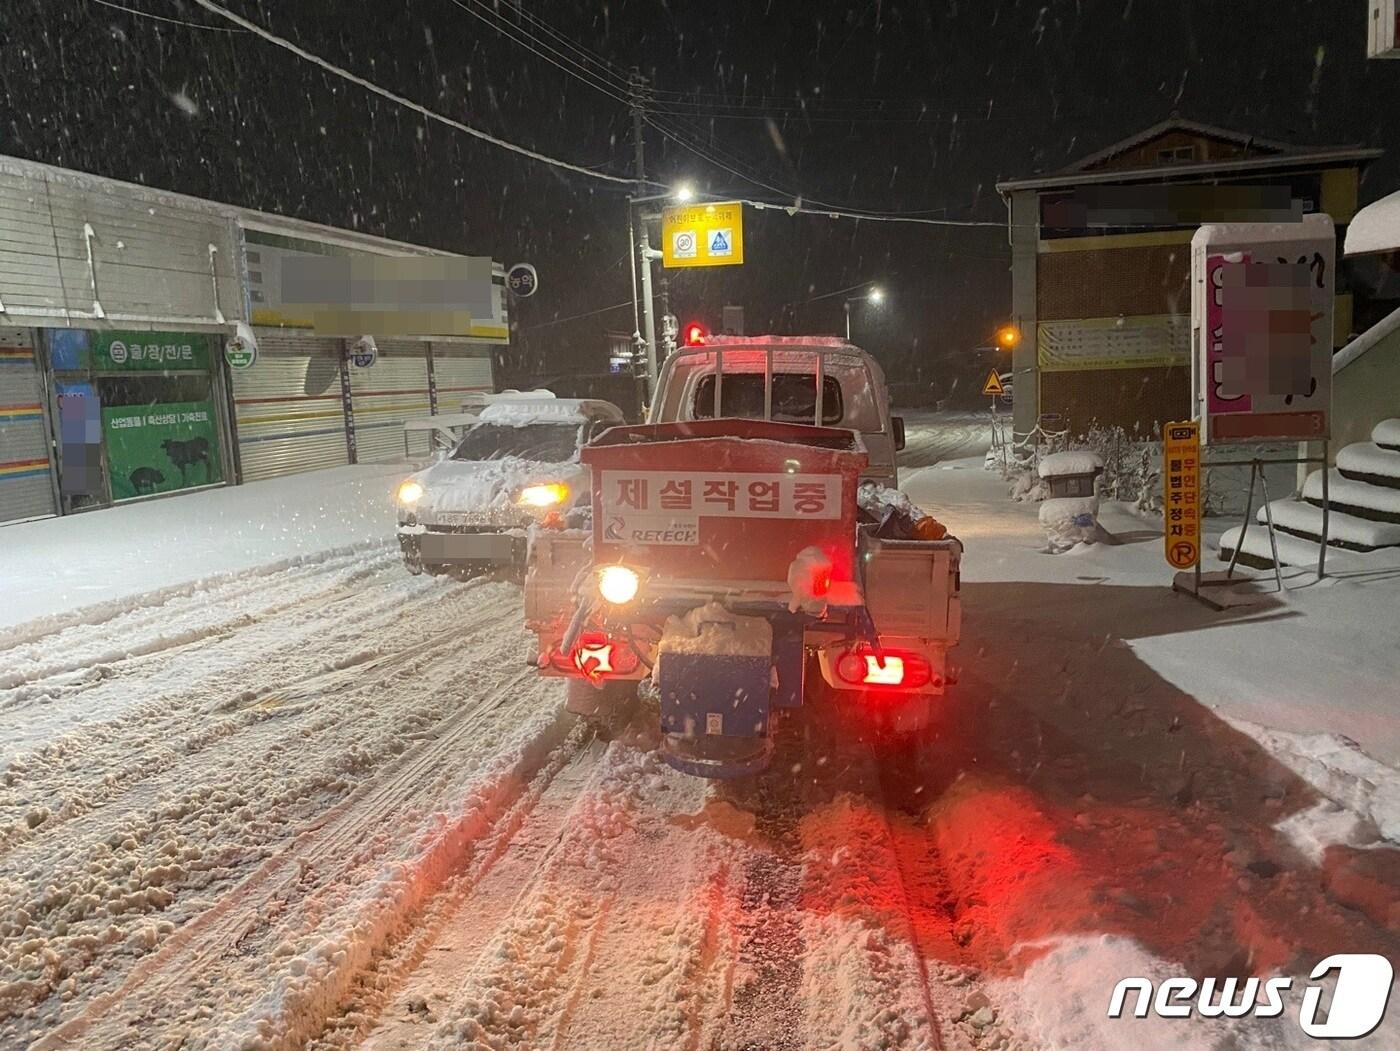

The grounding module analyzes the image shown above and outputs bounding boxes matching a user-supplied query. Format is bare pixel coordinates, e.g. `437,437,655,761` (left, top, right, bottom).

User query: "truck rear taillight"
550,631,640,679
835,647,933,689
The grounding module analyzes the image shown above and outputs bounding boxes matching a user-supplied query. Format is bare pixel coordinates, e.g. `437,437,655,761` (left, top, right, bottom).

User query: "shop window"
45,328,226,506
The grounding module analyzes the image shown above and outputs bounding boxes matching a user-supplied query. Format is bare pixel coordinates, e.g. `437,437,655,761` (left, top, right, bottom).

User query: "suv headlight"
517,482,570,509
397,480,424,505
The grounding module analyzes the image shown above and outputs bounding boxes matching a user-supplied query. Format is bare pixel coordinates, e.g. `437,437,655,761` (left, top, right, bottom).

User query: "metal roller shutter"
430,345,493,413
0,328,55,522
348,340,432,463
232,332,348,481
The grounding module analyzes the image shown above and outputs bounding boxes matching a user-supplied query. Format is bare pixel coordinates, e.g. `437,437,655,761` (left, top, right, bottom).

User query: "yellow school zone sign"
662,201,745,268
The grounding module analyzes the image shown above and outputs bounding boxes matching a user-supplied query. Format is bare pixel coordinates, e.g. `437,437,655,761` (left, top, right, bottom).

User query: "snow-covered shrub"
1072,424,1164,514
1008,468,1048,502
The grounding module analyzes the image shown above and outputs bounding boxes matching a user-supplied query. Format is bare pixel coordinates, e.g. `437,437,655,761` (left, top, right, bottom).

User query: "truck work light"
597,564,640,605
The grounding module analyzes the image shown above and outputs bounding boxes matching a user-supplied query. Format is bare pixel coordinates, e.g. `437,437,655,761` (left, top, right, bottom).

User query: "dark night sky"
2,1,1398,397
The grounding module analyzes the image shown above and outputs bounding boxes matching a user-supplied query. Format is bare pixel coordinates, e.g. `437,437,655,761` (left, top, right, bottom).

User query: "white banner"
598,470,841,520
1037,315,1190,372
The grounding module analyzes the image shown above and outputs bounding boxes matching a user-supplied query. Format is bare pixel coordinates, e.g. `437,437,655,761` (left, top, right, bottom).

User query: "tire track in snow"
26,665,569,1051
0,580,538,1045
409,739,651,1051
0,547,396,695
0,586,508,868
0,540,393,652
897,412,991,471
327,731,612,1049
790,734,997,1051
369,734,743,1051
717,772,808,1051
0,572,508,862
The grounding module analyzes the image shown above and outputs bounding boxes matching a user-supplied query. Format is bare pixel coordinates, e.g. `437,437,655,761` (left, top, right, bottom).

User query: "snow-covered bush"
1008,469,1048,503
1074,424,1164,514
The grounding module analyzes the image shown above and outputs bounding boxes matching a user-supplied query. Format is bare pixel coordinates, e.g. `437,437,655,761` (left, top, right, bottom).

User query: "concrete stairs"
1220,419,1400,569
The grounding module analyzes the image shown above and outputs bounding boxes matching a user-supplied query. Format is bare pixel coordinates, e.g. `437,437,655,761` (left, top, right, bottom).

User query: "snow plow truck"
523,336,962,778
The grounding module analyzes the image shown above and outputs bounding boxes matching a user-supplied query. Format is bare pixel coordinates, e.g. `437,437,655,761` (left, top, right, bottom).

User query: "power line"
735,196,1004,228
648,106,939,125
460,0,633,91
190,0,637,185
642,88,943,118
645,115,1001,226
526,300,633,330
444,0,633,105
439,0,978,122
645,114,801,203
780,280,880,308
648,97,932,120
87,0,246,32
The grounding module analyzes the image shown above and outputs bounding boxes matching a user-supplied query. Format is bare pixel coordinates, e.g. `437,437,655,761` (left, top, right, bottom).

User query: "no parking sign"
1163,420,1201,569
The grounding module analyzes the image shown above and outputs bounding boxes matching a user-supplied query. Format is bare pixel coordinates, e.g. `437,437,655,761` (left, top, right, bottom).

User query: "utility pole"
629,70,659,401
658,275,676,361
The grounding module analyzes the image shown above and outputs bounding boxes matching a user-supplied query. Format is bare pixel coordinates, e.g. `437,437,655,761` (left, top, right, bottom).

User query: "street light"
995,323,1020,350
843,285,887,341
628,182,698,399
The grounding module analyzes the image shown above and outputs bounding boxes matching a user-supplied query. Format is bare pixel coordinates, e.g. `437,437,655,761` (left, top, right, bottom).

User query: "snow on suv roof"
477,398,625,425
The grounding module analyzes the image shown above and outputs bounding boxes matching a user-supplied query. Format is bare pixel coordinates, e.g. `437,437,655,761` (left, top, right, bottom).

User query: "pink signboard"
1192,216,1333,444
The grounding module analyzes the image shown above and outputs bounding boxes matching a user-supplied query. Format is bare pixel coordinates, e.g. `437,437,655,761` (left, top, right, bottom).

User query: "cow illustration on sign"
129,467,165,495
162,436,213,484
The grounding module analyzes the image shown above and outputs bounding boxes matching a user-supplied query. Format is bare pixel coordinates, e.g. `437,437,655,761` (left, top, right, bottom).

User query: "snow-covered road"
895,410,990,471
0,548,571,1048
3,416,1399,1049
0,539,998,1050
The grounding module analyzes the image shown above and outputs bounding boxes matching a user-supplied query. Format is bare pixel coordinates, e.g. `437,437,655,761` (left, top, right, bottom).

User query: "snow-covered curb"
0,539,391,651
1226,718,1400,844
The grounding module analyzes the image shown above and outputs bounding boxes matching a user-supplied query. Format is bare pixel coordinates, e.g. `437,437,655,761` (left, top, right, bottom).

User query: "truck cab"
648,336,905,486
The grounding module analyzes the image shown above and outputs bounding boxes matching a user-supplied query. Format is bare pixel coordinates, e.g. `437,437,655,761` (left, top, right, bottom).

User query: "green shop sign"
92,331,212,372
102,401,223,500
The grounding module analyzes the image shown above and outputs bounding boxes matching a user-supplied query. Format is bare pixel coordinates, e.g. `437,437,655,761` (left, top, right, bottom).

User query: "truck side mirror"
892,416,906,451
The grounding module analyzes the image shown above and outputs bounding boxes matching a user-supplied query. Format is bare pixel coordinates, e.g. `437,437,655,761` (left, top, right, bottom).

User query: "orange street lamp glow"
995,324,1021,350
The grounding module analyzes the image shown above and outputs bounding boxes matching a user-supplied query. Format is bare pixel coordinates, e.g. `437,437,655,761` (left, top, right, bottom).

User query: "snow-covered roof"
1057,119,1295,174
1344,189,1400,256
0,153,502,267
477,398,623,425
1038,450,1105,478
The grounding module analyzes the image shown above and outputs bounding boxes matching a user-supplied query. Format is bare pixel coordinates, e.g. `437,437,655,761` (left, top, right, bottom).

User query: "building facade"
0,156,508,523
996,120,1381,438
